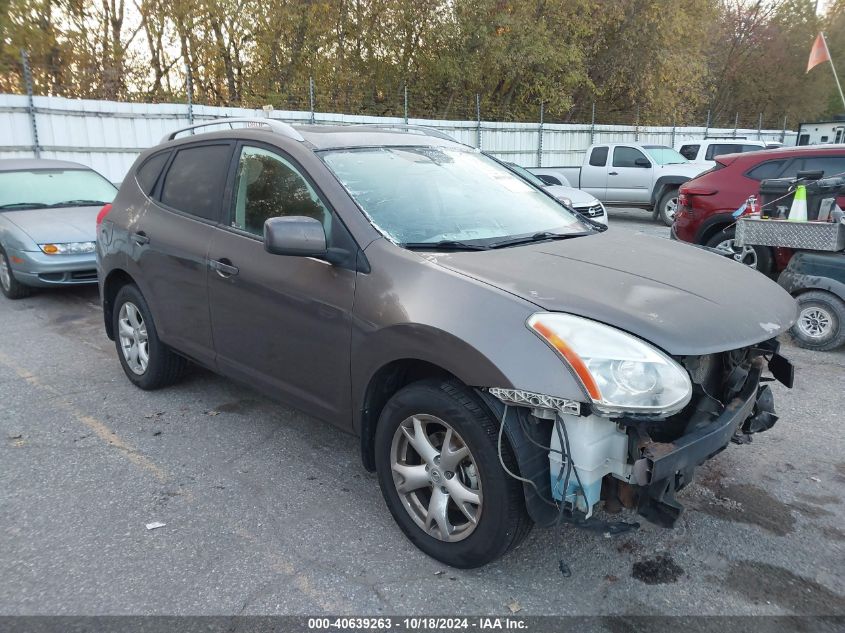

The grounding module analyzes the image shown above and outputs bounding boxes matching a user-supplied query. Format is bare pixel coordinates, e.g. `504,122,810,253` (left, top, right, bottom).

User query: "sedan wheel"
390,414,482,542
118,301,150,375
0,254,11,292
0,247,32,299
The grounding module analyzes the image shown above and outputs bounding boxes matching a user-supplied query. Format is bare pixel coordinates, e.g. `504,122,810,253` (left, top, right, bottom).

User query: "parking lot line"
0,349,168,483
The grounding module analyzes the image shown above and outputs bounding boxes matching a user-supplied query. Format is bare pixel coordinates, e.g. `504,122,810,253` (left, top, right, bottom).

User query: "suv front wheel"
374,380,532,568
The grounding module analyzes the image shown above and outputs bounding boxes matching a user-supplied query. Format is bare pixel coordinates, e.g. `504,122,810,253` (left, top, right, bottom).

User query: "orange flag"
807,33,831,73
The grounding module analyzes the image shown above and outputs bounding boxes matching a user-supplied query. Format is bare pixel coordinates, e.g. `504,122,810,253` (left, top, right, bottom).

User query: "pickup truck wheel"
113,284,188,389
0,247,33,300
657,189,679,226
375,379,532,568
705,227,772,274
791,291,845,351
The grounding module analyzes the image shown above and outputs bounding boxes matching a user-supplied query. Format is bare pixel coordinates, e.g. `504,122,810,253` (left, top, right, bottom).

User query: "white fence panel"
0,94,798,183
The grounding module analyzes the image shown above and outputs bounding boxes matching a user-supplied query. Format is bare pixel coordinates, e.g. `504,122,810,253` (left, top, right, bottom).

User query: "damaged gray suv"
98,119,796,568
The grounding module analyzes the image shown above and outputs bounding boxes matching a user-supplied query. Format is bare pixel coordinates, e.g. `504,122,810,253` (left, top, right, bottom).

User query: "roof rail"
161,117,305,143
355,123,462,144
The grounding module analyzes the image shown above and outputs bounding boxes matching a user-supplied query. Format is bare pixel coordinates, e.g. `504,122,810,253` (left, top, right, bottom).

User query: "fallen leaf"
507,601,522,614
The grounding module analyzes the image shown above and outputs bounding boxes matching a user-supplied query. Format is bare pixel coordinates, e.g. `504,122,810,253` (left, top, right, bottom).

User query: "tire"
374,379,532,568
0,247,33,300
657,188,679,226
705,227,773,275
112,283,187,389
790,290,845,352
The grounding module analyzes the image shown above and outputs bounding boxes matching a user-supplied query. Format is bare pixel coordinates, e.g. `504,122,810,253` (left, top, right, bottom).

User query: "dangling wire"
497,405,559,509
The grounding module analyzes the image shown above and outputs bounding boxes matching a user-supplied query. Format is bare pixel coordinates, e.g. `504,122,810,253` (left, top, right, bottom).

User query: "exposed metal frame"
161,118,305,143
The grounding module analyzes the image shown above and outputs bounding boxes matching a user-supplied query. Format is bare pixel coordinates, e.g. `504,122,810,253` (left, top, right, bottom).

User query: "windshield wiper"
49,199,109,207
0,202,45,210
402,240,490,251
489,231,594,249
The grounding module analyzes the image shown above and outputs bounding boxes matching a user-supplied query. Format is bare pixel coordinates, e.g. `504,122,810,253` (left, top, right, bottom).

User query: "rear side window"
679,145,699,161
589,146,608,167
746,160,786,181
160,144,232,221
135,152,170,195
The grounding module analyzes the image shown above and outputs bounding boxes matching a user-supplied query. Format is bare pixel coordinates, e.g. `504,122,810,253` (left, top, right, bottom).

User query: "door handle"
209,258,239,277
132,231,150,245
608,171,619,176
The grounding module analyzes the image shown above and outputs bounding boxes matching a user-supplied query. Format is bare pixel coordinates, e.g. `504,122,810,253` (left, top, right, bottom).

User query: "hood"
430,231,797,356
4,206,99,246
545,185,599,207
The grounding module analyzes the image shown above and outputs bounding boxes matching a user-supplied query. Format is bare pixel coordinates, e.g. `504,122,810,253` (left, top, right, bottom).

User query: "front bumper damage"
481,339,794,530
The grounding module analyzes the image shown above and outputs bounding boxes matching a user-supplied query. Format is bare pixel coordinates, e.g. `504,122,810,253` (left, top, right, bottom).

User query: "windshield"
0,169,117,210
321,147,587,246
642,146,688,165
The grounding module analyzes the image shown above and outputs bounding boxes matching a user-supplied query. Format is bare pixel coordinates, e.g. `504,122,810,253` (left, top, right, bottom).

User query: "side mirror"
634,157,651,168
264,216,327,257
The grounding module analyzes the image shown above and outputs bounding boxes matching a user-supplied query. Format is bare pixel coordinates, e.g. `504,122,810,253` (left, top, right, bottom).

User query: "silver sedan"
0,159,116,299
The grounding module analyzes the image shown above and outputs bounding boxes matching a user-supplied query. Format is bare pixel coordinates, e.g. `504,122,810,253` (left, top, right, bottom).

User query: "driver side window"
613,146,648,168
231,146,331,237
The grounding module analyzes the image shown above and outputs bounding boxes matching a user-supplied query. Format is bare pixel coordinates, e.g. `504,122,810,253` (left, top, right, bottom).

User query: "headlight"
39,242,96,255
556,196,573,207
527,313,692,417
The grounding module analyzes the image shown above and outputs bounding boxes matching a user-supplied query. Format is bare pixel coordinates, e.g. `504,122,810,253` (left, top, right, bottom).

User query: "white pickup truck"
530,143,708,225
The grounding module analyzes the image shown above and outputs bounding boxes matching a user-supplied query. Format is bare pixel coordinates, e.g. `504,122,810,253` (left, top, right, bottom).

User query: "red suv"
672,145,845,274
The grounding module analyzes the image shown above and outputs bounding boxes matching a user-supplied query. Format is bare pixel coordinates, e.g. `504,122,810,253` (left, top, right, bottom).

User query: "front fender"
351,240,590,434
0,216,38,253
651,175,691,206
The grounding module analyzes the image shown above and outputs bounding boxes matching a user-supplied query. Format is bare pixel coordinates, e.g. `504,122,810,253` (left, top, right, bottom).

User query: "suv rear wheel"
374,379,532,568
112,284,188,389
791,290,845,351
705,227,772,274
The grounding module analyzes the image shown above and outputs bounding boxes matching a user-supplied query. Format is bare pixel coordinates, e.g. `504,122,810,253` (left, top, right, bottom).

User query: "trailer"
796,119,845,146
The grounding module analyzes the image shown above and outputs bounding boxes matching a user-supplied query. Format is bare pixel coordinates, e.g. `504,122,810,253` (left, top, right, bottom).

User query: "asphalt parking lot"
1,209,843,618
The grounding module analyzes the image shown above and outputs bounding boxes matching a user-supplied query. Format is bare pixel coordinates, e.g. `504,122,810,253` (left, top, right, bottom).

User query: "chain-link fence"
1,50,798,183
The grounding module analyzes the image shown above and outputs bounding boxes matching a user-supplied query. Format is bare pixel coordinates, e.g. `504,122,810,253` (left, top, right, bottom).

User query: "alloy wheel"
0,255,10,291
118,301,149,375
714,238,758,269
797,306,833,339
389,414,483,542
